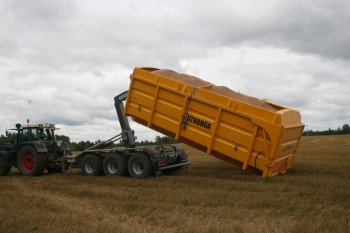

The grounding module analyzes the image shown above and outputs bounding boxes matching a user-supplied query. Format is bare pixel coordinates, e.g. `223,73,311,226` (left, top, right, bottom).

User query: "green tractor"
0,123,71,176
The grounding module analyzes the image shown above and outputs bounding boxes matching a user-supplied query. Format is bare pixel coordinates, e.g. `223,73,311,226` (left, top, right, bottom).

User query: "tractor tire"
81,154,103,176
0,154,11,176
103,153,128,176
128,153,152,179
46,163,62,173
17,146,45,176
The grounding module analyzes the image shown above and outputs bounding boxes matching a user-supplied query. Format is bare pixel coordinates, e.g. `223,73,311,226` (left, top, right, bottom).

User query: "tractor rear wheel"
81,154,103,176
17,146,45,176
0,154,11,176
128,153,152,178
103,153,128,176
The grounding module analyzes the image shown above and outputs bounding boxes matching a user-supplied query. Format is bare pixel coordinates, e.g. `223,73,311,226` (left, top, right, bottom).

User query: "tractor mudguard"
33,142,48,153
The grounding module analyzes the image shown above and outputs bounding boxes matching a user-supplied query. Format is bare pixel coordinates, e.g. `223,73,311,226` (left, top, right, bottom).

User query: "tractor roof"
22,123,58,129
6,123,59,131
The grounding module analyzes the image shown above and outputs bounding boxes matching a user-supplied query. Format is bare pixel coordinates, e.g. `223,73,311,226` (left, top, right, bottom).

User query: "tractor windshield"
20,127,56,142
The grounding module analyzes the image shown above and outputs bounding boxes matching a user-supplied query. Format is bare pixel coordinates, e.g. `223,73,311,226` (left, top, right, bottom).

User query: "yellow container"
124,67,305,177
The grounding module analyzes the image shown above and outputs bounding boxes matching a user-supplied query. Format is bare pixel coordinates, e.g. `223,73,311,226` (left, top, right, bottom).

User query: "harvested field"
1,135,349,233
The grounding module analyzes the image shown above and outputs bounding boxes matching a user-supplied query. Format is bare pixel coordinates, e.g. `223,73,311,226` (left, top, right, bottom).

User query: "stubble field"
0,135,349,233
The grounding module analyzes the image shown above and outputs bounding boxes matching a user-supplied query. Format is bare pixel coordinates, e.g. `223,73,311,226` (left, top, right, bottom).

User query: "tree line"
303,124,350,136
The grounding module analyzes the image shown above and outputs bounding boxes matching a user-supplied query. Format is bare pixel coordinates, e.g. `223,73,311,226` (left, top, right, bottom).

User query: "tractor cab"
20,125,55,142
21,123,70,156
20,124,57,147
5,123,57,150
18,124,56,143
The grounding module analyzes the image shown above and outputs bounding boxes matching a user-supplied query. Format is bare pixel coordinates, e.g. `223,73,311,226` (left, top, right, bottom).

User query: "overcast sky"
0,0,349,142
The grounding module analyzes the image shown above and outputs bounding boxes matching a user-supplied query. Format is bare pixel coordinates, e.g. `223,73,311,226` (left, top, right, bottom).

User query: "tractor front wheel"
17,146,45,176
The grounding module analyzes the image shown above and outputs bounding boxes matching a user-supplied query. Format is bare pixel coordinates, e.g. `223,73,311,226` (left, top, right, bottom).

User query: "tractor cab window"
45,129,53,140
22,128,39,141
21,128,29,142
31,128,39,140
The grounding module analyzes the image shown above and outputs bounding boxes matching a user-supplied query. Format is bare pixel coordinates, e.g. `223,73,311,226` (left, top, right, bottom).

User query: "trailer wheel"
81,154,103,176
103,153,128,176
17,146,45,176
0,154,11,176
128,154,152,178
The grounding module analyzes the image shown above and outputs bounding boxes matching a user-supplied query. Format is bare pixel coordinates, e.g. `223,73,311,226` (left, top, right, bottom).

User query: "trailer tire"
128,153,152,178
17,146,45,176
81,154,103,176
103,153,128,176
0,154,11,176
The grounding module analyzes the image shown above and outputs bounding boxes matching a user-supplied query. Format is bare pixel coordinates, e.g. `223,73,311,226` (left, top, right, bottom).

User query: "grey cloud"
188,0,350,60
0,0,349,140
1,0,349,71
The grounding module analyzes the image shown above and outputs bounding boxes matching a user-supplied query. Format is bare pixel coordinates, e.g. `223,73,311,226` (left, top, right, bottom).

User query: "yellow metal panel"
195,88,232,107
187,99,218,119
128,92,154,110
215,122,253,148
132,79,156,96
181,126,212,146
212,137,249,163
158,89,185,107
157,76,184,90
280,126,305,142
220,110,255,132
151,113,179,132
127,104,150,120
277,139,300,158
154,100,183,121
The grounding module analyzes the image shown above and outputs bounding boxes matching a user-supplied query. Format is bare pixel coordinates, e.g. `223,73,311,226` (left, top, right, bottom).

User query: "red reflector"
156,159,167,166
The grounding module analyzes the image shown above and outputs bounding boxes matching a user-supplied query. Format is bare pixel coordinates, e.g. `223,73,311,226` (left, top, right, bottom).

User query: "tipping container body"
124,67,304,177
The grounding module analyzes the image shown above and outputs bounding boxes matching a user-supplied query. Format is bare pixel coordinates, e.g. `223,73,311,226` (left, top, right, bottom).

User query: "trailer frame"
67,91,190,178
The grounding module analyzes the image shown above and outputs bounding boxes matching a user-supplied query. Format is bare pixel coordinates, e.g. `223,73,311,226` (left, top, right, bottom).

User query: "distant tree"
155,135,176,144
56,134,70,142
136,140,154,146
70,140,95,151
342,124,350,134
